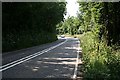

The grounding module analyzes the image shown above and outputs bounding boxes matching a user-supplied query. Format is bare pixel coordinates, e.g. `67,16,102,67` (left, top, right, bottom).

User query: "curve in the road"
0,39,68,72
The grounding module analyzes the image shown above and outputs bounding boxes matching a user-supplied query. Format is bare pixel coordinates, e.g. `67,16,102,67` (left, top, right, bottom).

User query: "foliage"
78,2,120,45
80,32,120,79
78,2,120,79
2,2,66,52
100,2,120,45
56,16,81,35
56,2,120,79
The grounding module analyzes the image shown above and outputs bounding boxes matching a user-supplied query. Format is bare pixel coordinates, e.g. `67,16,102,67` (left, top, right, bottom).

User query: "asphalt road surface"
1,37,80,79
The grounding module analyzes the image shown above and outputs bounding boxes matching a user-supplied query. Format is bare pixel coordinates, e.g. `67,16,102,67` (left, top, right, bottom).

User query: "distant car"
60,35,65,38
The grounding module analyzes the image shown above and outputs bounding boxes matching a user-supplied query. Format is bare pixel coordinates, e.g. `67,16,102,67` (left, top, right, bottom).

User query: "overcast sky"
64,0,79,19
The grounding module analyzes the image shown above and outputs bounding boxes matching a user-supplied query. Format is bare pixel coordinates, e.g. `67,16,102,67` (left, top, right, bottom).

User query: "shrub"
80,32,120,80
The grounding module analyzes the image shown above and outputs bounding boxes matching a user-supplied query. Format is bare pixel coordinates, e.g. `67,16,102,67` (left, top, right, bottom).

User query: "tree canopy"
57,2,120,45
2,2,66,52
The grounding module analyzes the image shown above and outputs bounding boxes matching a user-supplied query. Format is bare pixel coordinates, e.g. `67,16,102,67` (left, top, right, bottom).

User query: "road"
1,37,80,79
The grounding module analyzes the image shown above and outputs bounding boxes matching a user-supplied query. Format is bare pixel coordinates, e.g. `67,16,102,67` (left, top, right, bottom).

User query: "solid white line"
0,52,41,68
0,39,68,72
72,40,80,79
0,41,60,69
73,52,79,79
0,48,50,69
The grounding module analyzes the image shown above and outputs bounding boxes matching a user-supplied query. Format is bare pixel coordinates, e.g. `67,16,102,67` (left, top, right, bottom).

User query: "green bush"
80,32,120,80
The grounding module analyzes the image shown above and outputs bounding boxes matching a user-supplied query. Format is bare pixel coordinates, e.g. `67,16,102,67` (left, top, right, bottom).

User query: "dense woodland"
2,2,66,52
57,2,120,79
79,2,120,79
57,2,120,46
2,1,120,79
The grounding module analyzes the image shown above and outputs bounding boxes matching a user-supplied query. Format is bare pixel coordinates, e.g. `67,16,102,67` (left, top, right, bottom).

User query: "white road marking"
72,40,80,79
0,39,68,72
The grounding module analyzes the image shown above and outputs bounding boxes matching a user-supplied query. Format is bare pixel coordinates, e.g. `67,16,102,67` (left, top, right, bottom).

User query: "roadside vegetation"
78,2,120,79
2,2,66,52
80,32,120,79
2,1,120,79
57,2,120,79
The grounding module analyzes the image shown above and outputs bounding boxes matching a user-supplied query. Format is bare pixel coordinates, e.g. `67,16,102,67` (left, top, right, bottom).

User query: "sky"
64,0,79,19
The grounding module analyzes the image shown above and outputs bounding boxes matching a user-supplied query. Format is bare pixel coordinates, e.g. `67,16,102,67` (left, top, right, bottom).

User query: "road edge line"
72,40,80,79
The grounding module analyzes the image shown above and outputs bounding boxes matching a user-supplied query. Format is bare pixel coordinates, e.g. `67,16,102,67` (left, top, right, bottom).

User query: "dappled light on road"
2,38,80,78
64,47,79,50
42,57,76,65
18,38,79,78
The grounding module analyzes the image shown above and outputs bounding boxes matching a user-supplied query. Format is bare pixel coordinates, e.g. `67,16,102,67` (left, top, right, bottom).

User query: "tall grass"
79,32,120,80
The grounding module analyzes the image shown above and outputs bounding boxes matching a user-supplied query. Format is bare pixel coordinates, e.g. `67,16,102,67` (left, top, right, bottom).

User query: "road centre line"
0,39,68,72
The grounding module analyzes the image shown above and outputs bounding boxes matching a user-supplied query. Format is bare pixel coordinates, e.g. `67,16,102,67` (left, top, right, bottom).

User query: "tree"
78,2,120,45
56,16,80,35
2,2,66,52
